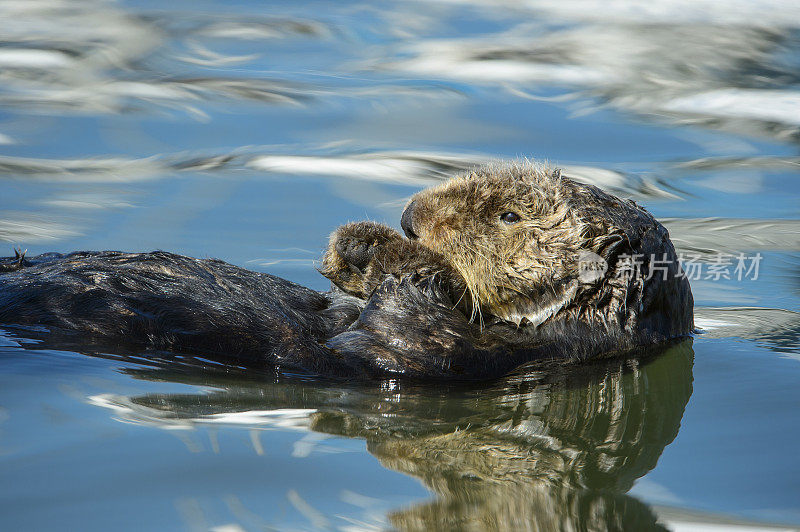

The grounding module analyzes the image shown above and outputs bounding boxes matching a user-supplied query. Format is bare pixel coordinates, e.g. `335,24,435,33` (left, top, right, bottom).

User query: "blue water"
1,1,799,530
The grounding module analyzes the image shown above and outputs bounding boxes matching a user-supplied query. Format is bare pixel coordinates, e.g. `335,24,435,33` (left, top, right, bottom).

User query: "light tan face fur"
405,164,595,325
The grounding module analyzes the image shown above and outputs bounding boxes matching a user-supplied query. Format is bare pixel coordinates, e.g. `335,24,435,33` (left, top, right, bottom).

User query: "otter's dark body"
0,164,694,379
0,250,532,379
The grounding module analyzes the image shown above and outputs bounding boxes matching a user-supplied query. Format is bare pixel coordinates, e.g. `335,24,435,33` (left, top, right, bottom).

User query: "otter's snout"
401,200,418,240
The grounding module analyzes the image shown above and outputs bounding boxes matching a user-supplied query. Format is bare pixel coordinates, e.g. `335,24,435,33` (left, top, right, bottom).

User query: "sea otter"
0,163,693,379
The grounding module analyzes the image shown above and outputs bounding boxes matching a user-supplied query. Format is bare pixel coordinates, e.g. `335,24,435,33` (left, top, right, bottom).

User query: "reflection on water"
86,343,693,530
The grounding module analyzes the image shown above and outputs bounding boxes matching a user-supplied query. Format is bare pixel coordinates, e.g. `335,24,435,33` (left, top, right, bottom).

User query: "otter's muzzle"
401,200,418,239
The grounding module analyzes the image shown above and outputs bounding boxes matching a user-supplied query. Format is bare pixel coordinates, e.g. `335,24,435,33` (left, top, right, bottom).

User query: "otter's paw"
334,235,383,272
330,221,403,271
320,221,404,297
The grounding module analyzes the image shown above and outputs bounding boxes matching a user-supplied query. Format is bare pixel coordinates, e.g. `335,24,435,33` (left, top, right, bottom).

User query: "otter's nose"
401,200,418,239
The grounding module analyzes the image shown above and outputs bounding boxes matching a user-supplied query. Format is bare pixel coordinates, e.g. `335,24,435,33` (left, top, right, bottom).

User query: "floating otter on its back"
0,163,693,380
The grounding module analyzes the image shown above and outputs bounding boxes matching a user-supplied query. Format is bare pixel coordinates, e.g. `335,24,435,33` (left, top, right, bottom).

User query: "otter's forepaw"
335,234,376,272
320,221,404,297
327,221,403,272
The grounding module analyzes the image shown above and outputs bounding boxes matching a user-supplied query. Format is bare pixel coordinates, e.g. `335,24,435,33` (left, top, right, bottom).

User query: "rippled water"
1,1,799,530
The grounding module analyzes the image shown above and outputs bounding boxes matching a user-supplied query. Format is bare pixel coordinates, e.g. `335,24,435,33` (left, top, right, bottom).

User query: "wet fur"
323,162,694,356
0,163,692,379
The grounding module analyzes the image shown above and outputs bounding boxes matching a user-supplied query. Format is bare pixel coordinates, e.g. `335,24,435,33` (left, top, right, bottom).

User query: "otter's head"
401,163,617,326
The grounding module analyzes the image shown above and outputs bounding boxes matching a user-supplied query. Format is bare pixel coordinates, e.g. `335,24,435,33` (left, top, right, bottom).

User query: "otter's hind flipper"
0,250,81,273
0,248,28,273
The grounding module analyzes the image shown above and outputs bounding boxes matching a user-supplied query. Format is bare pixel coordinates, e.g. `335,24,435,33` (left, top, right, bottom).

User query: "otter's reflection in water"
92,341,693,530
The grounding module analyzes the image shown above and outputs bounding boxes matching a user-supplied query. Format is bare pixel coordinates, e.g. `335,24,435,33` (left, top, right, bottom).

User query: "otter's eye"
500,211,521,224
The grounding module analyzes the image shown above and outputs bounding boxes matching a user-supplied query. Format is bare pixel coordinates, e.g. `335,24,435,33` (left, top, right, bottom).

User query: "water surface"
1,1,799,530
